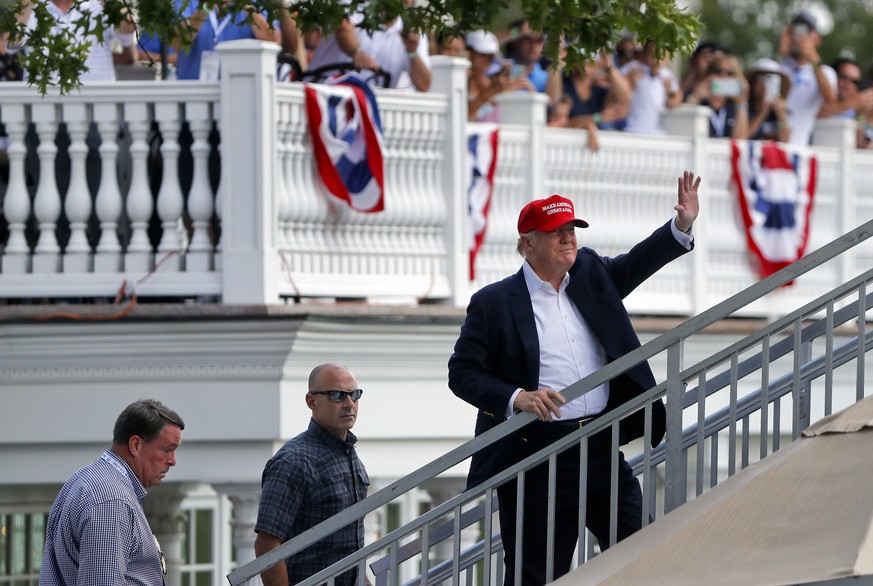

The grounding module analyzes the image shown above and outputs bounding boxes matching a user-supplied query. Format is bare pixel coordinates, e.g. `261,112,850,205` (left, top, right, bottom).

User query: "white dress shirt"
505,218,694,419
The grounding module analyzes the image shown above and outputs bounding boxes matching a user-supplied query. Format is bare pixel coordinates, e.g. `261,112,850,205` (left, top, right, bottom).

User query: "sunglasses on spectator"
310,389,364,402
712,68,736,77
839,74,861,86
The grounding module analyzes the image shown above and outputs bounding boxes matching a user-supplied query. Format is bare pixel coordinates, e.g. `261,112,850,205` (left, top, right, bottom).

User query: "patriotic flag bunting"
304,72,385,213
730,139,817,281
467,125,499,280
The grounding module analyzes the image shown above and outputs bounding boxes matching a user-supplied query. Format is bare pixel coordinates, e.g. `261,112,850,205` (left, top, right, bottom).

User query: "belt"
550,414,599,428
526,414,600,439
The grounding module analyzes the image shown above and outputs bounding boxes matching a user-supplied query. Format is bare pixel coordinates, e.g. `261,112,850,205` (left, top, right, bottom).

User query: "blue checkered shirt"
255,420,369,586
40,449,164,586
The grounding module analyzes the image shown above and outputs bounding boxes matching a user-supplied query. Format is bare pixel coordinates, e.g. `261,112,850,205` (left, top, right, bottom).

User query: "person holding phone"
745,58,792,142
685,54,750,138
466,30,528,122
777,11,837,145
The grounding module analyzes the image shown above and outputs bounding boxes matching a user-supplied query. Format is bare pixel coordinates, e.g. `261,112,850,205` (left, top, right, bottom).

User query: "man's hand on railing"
513,388,566,422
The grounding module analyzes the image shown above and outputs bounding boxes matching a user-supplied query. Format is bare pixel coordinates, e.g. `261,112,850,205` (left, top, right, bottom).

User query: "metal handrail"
228,219,873,585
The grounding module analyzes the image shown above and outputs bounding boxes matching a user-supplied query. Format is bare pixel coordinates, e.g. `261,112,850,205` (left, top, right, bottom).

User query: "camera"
793,22,811,39
710,78,742,97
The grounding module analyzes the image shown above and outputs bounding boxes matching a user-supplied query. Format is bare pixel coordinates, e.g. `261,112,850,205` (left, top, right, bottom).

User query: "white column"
813,117,857,285
212,483,263,586
2,104,30,273
63,103,94,273
215,39,280,304
495,91,549,200
124,101,156,274
142,483,194,586
31,102,62,273
663,103,711,315
430,55,471,308
93,103,124,272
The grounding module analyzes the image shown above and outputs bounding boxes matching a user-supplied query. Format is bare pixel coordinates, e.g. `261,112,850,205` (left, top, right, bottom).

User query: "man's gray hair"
516,231,536,258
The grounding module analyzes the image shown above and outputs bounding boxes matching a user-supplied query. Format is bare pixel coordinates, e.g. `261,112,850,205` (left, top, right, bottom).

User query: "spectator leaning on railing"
685,53,750,139
174,0,280,81
466,30,527,122
777,10,837,146
679,40,725,100
6,0,136,82
817,57,873,148
499,19,561,104
306,0,431,91
556,48,632,150
745,58,792,143
620,39,682,135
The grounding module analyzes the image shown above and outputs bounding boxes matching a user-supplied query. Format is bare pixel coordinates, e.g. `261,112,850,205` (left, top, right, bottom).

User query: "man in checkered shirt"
39,399,185,586
255,363,370,586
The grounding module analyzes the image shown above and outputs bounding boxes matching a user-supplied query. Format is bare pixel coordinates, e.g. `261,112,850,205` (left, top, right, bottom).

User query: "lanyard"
101,451,129,476
208,9,232,45
710,107,728,137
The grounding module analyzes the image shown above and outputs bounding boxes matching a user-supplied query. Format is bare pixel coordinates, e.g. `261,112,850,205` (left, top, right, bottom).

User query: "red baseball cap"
517,194,589,233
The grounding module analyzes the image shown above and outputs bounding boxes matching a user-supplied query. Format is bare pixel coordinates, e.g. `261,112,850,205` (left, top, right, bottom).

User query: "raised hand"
675,170,701,232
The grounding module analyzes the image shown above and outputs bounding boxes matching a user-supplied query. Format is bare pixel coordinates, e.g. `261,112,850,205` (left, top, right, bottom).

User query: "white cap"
465,30,500,57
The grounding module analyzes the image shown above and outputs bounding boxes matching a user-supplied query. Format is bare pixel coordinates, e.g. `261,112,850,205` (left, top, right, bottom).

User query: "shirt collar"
307,419,358,449
101,449,148,500
522,260,569,296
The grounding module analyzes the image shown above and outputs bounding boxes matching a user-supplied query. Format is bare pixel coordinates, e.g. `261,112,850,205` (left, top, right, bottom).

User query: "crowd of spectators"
3,4,873,148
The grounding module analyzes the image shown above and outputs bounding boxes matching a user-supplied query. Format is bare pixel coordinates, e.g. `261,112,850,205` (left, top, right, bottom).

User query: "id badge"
199,50,221,81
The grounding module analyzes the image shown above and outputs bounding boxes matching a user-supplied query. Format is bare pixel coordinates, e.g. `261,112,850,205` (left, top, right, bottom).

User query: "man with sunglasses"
40,399,185,586
818,57,873,148
255,363,370,586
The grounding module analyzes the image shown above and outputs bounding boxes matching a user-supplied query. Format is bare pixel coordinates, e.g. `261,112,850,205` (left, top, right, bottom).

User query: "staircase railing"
227,219,873,586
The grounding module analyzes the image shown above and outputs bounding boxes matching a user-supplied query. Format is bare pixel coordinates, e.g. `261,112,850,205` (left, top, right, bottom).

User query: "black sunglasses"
839,74,861,86
310,389,364,402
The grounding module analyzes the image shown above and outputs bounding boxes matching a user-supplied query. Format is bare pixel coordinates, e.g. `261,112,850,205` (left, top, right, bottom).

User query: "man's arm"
77,501,137,583
254,531,289,586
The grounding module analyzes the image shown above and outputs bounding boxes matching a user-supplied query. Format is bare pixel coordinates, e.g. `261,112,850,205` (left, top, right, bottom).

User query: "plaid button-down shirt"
40,449,164,586
256,420,370,586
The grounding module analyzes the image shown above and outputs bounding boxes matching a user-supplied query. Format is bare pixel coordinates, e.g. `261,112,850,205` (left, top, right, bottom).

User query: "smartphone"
510,63,526,78
711,77,742,97
763,74,781,103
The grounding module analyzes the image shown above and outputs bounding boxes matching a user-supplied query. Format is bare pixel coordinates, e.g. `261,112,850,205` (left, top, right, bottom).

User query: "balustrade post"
495,92,549,200
31,103,62,273
155,103,185,271
431,55,471,307
186,101,217,272
215,39,280,304
813,117,856,284
124,102,155,274
663,104,710,315
2,104,32,273
63,103,94,273
93,103,125,272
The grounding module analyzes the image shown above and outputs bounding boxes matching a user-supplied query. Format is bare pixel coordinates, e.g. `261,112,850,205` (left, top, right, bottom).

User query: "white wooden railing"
1,39,872,316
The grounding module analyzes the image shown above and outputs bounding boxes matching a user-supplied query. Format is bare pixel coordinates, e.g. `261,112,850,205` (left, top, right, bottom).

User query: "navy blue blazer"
448,220,691,488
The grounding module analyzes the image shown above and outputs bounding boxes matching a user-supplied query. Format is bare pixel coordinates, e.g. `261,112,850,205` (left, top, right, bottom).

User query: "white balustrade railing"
1,40,872,316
